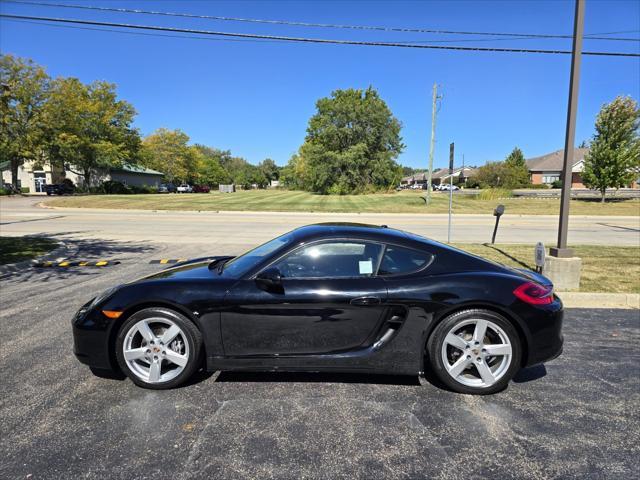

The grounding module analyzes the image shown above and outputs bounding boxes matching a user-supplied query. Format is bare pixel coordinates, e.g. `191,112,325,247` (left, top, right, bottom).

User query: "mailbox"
491,204,505,244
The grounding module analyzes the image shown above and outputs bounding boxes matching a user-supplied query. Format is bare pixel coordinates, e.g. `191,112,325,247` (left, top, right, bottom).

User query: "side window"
273,242,383,279
378,245,432,276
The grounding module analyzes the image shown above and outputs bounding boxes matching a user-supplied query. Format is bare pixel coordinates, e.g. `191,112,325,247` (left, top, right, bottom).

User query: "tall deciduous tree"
45,78,140,186
259,158,279,183
0,54,50,188
582,96,640,202
294,87,404,194
141,128,194,184
192,144,231,185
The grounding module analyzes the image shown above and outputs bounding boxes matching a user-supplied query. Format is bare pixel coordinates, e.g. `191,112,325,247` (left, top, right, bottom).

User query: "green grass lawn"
0,236,59,265
45,190,640,216
454,244,640,293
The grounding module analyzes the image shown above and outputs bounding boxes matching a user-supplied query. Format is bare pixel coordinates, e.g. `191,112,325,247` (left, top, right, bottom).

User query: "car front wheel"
427,309,521,395
115,308,203,389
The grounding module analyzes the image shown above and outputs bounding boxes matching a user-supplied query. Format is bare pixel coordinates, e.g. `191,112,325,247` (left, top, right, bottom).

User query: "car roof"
288,223,430,246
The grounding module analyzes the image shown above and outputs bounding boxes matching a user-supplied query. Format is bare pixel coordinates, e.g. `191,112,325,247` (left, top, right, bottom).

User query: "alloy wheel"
122,317,190,384
440,318,513,388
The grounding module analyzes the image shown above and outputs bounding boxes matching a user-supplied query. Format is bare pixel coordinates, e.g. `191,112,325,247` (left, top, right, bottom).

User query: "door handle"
350,296,381,306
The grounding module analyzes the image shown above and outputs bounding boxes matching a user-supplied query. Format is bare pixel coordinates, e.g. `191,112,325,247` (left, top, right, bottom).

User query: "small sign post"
535,242,546,273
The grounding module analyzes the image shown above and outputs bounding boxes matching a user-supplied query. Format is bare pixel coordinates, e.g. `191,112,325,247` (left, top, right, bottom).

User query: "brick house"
526,148,589,187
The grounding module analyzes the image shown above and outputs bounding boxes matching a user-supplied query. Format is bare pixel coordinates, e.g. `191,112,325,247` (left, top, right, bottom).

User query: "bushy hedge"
0,186,29,195
76,181,159,194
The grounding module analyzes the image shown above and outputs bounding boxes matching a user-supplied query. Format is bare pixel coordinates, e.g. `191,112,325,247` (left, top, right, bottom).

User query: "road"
1,197,639,250
0,247,638,479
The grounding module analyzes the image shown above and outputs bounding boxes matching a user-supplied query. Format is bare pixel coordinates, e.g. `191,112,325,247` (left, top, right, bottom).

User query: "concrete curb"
0,239,72,275
557,292,640,309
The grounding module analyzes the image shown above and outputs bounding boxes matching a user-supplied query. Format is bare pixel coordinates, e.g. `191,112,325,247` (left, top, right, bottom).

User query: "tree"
142,128,193,184
192,144,231,185
0,54,50,188
503,147,530,187
475,161,507,188
45,78,140,186
475,147,531,189
259,158,280,183
582,96,640,202
295,87,404,194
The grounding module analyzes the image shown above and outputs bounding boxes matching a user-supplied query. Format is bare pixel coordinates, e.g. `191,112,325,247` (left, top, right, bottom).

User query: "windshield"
220,232,294,277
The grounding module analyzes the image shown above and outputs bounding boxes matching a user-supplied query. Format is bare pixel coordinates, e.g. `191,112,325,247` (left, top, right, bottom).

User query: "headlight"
90,286,120,308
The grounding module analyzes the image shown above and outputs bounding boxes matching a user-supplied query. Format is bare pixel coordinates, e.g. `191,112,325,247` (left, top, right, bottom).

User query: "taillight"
513,281,553,305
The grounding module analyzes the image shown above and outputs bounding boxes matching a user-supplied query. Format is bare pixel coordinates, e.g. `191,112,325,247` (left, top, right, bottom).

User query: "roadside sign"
535,242,546,272
449,143,454,173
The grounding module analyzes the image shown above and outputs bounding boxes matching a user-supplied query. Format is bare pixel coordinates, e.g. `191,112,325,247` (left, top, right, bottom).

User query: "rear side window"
378,246,432,276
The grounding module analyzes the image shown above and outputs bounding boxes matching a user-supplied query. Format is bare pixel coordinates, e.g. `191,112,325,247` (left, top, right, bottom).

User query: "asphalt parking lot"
0,240,638,479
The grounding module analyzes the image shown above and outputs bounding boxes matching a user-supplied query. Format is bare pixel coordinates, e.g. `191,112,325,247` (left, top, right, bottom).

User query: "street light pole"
550,0,585,258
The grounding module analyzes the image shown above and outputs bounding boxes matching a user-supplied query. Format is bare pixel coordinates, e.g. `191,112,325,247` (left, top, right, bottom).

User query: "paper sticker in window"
359,260,373,275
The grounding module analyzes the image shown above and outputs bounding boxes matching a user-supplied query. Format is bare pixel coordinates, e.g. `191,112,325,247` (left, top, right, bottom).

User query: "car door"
221,240,388,356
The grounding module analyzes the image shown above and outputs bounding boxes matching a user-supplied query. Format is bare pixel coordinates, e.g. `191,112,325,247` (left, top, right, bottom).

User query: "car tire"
115,307,203,390
427,309,521,395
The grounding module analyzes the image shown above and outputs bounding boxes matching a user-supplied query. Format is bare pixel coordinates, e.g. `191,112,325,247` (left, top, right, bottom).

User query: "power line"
3,17,598,46
3,0,640,43
1,13,639,57
3,18,285,44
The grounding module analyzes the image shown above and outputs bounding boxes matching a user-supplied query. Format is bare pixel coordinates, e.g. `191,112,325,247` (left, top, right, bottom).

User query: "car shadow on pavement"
0,235,158,284
215,371,421,386
512,363,547,383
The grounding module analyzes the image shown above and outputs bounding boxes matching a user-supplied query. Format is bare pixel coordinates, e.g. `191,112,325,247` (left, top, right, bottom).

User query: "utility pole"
426,83,441,205
447,142,454,243
550,0,585,258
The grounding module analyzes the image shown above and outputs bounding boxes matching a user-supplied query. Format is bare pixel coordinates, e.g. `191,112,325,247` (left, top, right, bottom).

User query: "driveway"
0,244,638,479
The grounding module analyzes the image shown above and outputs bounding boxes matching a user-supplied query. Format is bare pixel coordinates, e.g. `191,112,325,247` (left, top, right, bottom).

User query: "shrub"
551,180,563,189
20,187,30,193
103,180,131,194
476,188,513,200
0,188,8,196
527,183,550,189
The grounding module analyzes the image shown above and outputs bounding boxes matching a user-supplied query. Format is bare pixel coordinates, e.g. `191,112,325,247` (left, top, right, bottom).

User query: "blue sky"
1,0,639,169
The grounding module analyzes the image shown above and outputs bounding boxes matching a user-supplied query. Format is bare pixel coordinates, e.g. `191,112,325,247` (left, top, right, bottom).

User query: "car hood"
129,257,233,284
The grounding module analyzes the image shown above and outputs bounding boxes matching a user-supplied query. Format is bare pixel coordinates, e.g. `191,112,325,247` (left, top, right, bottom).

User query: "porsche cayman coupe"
72,223,563,394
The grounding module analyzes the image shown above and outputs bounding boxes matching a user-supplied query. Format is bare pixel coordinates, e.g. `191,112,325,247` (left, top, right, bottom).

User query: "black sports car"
72,223,563,394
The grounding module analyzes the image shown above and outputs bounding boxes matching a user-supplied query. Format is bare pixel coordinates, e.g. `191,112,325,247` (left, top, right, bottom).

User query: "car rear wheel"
427,309,521,395
115,308,203,389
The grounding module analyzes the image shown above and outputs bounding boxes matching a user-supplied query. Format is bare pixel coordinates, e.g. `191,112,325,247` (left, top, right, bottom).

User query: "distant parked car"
439,184,460,191
45,182,75,195
176,184,193,193
159,183,176,193
193,184,211,193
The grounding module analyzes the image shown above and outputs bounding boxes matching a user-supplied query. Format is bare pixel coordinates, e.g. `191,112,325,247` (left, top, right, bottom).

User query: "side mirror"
255,267,282,291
